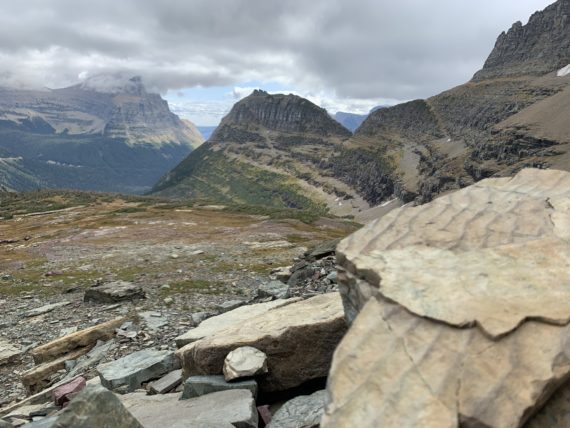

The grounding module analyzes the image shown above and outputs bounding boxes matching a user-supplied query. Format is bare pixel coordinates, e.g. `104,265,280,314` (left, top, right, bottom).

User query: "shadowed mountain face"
156,0,570,217
333,112,366,133
0,76,203,193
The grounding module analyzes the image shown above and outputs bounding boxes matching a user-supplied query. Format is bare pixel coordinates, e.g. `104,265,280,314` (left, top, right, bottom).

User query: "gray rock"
257,281,288,299
148,369,183,394
0,339,22,366
267,390,327,428
138,312,167,331
49,385,142,427
217,300,245,313
20,417,57,427
181,375,258,400
84,281,145,304
326,271,337,283
287,267,315,287
120,389,257,428
306,239,340,260
97,349,179,393
23,302,71,318
190,312,214,325
223,347,268,381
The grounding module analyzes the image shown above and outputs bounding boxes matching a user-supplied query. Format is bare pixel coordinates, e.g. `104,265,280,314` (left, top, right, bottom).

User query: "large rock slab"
23,302,71,318
50,384,142,427
97,349,179,392
267,389,327,428
178,293,347,392
324,169,570,427
175,298,299,348
119,389,257,428
84,281,145,304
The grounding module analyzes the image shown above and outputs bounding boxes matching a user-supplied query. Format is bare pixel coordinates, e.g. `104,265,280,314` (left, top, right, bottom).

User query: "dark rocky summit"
474,0,570,80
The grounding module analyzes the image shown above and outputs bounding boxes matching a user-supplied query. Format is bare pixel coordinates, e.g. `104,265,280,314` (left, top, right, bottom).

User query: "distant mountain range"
153,0,570,220
0,75,203,193
197,126,217,140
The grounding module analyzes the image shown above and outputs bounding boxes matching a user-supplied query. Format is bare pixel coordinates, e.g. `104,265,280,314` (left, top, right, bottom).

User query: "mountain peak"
214,90,351,137
473,0,570,80
78,73,147,95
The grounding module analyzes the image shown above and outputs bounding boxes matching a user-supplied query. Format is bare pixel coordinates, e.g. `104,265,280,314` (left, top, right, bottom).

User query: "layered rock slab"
325,169,570,427
119,389,257,428
177,293,347,392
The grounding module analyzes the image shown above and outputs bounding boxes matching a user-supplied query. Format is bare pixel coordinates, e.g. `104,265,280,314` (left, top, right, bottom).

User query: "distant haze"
0,0,556,124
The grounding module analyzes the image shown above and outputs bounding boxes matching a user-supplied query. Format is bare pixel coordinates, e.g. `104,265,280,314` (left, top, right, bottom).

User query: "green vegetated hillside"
154,0,570,215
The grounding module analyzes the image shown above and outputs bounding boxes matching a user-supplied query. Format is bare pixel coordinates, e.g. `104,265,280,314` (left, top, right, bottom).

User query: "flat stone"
175,299,298,348
23,302,71,318
223,346,268,381
306,238,340,259
267,390,327,428
138,312,167,331
50,385,142,427
97,349,179,393
120,390,257,428
84,281,145,304
181,375,258,400
0,339,22,366
148,369,183,394
324,169,570,427
178,293,347,392
257,281,288,299
217,300,245,313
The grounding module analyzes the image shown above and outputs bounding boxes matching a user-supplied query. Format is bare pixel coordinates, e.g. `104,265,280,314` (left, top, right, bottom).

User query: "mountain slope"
155,0,570,215
333,112,367,132
346,0,570,204
153,90,373,215
0,75,203,193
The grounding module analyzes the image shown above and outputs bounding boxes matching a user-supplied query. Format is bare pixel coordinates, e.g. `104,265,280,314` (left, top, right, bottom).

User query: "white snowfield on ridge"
557,64,570,77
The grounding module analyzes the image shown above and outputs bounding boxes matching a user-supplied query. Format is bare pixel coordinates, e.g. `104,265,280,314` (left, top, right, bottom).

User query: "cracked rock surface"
325,168,570,427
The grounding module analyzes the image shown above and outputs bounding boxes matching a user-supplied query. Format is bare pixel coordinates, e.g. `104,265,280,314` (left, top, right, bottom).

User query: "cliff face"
474,0,570,80
0,76,204,193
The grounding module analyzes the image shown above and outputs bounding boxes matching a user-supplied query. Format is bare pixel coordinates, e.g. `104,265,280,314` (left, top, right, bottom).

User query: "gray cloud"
0,0,556,100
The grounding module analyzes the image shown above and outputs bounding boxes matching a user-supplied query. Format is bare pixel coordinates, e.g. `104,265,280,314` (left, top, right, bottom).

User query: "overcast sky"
0,0,556,125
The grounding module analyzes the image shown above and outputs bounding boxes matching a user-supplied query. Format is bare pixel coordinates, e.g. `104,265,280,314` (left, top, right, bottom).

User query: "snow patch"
557,64,570,77
46,160,83,168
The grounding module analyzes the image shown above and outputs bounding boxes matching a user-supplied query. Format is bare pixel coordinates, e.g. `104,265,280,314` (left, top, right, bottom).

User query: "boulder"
175,299,298,348
97,349,179,393
257,280,288,299
216,300,246,313
119,389,257,428
181,375,258,399
323,169,570,427
49,384,143,427
84,281,145,304
223,346,268,381
178,293,347,392
0,339,22,366
267,390,327,428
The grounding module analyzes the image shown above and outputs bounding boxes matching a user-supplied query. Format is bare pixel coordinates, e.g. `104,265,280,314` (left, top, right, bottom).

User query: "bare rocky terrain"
0,192,356,410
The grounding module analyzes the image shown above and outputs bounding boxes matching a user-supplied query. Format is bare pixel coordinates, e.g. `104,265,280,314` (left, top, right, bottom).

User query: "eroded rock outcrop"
323,168,570,427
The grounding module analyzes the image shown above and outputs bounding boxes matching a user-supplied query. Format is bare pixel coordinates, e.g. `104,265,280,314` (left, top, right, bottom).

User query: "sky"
0,0,556,125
